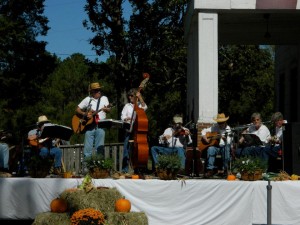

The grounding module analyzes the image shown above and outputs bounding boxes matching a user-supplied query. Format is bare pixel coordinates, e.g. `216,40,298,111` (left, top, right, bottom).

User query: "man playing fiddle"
201,113,233,178
151,115,192,170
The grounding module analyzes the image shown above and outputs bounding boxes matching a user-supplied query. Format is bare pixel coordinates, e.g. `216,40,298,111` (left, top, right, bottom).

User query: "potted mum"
232,156,267,181
83,154,113,179
156,154,182,180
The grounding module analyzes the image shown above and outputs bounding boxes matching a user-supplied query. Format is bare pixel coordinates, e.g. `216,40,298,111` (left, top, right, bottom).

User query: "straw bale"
32,212,69,225
60,187,123,213
33,211,148,225
106,211,148,225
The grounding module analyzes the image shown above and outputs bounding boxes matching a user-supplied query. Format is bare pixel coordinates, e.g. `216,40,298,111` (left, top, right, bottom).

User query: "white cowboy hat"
37,115,50,124
173,115,183,124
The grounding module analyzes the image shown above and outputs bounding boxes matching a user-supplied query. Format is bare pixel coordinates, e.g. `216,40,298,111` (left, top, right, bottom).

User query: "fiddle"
173,125,189,137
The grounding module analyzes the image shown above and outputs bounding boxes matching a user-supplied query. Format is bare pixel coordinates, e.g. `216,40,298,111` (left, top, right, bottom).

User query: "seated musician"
262,112,286,171
151,115,192,170
121,88,147,173
27,115,63,175
201,113,232,178
0,131,11,173
235,112,270,161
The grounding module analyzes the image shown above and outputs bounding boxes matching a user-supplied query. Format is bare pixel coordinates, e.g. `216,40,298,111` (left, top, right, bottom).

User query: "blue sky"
40,0,112,62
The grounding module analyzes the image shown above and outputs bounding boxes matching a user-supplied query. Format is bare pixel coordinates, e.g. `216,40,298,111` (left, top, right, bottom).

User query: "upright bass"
129,73,150,169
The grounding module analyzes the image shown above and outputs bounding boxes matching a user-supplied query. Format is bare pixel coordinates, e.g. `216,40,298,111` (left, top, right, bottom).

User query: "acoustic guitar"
71,104,113,134
28,135,49,147
198,132,221,152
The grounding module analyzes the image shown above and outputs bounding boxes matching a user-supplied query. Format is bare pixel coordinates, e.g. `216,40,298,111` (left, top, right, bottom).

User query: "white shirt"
121,102,147,121
78,96,109,120
159,127,192,148
247,124,270,145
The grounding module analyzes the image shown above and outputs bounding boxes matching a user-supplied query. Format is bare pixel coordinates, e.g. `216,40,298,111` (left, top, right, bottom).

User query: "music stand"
40,124,73,141
242,133,263,147
97,119,124,129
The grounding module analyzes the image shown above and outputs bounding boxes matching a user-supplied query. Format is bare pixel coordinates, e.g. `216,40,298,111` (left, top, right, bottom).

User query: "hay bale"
32,212,69,225
106,212,148,225
33,211,148,225
60,187,123,213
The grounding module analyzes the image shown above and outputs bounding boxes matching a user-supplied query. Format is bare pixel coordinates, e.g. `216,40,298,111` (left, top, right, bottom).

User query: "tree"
0,0,57,141
84,0,189,142
218,45,275,125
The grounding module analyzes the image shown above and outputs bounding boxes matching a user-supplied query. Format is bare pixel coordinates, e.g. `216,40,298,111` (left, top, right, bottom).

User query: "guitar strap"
94,97,101,125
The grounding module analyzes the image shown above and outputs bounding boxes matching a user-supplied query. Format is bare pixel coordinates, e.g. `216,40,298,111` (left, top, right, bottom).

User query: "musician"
0,133,10,172
263,112,286,169
235,112,270,160
0,130,12,173
28,115,63,175
120,88,147,173
201,113,232,178
76,82,111,161
151,115,192,170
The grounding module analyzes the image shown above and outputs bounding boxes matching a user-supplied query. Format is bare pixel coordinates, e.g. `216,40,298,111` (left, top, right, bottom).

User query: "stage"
0,178,300,225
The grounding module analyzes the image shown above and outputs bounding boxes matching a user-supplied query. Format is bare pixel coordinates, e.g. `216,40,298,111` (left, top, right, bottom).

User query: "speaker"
282,122,300,175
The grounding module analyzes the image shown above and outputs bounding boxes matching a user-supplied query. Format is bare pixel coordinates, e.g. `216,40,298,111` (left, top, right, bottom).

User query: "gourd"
132,174,139,179
50,198,68,213
227,174,236,181
115,197,131,212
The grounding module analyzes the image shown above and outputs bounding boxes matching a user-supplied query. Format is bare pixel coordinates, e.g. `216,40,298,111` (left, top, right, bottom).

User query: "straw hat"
213,113,229,123
89,82,103,91
37,115,50,124
173,115,183,124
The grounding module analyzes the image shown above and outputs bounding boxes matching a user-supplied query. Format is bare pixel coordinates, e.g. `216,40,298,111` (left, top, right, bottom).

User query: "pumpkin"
132,174,139,179
50,198,68,213
227,174,236,181
115,197,131,212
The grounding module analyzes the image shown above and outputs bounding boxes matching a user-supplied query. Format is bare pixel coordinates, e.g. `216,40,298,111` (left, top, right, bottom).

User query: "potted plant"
27,154,54,178
156,154,182,180
232,156,267,181
83,154,113,178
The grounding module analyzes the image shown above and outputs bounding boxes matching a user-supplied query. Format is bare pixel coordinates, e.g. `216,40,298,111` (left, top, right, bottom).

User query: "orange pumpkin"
50,198,68,213
227,174,236,181
115,197,131,212
132,174,139,179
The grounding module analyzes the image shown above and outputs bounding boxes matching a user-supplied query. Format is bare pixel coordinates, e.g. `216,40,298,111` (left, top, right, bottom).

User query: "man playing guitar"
76,82,111,170
200,113,233,178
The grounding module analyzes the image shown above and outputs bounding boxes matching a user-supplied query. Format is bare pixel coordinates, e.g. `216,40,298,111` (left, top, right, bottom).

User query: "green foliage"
83,154,114,170
232,156,268,174
219,45,275,125
157,154,182,171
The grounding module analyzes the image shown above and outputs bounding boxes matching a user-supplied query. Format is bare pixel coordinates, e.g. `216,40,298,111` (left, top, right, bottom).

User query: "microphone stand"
185,122,201,178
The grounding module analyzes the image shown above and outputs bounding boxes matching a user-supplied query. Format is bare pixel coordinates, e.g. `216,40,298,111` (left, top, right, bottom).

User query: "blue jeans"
40,146,62,168
260,145,282,162
84,128,105,157
236,146,268,161
122,133,131,173
151,146,186,169
0,143,9,169
206,144,231,171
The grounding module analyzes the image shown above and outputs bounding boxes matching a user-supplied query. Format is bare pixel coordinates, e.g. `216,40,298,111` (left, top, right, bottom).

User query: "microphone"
262,120,272,124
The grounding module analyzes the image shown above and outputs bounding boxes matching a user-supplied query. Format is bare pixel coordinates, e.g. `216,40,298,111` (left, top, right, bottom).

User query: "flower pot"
29,168,49,178
241,170,262,181
156,169,179,180
89,168,110,179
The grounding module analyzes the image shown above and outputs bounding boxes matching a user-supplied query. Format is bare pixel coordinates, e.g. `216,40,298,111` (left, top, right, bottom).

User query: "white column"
186,12,218,124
